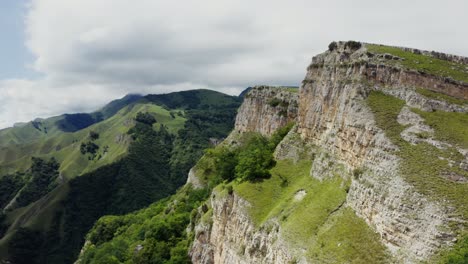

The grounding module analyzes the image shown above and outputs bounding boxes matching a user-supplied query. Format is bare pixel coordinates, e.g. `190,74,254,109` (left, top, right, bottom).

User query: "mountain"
77,42,467,264
0,94,143,147
0,89,241,264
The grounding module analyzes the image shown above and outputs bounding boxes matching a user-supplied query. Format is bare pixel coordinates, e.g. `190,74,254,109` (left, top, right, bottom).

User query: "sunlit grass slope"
0,103,186,179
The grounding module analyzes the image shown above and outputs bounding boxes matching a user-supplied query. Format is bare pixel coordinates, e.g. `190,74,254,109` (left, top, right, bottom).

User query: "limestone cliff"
234,86,298,136
298,42,467,261
190,42,467,263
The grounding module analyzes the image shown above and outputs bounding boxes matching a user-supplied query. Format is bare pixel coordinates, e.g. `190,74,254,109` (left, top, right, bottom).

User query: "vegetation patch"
436,235,468,264
415,88,467,106
367,45,468,83
308,207,390,263
366,91,468,228
234,159,316,225
412,108,468,149
0,173,24,210
14,157,60,209
202,123,294,184
280,87,299,93
268,98,282,107
234,158,390,262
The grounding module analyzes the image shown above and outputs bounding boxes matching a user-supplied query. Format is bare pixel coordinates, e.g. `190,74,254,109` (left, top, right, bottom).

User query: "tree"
207,147,238,181
235,135,275,181
135,112,156,125
15,157,60,208
89,131,100,141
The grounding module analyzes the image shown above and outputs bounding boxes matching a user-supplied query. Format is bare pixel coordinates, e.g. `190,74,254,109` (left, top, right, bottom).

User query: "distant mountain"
239,87,252,98
0,89,242,264
0,93,143,147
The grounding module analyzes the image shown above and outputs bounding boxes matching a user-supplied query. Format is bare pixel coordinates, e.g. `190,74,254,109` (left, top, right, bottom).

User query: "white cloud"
1,0,467,128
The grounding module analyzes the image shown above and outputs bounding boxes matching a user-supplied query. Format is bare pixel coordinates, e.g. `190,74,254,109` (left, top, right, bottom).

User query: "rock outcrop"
190,190,294,264
190,41,467,263
234,86,298,136
300,42,466,261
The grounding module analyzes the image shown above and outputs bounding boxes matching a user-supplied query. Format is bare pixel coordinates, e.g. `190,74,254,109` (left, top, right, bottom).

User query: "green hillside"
0,103,184,178
0,89,241,264
0,94,143,148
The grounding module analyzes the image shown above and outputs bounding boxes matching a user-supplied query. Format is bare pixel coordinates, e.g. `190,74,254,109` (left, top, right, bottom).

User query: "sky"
1,0,468,129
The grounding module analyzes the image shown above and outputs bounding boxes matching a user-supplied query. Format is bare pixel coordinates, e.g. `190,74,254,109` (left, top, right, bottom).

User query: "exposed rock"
293,190,306,201
378,87,467,113
187,167,204,190
397,106,436,145
298,42,460,261
134,244,143,253
190,41,467,264
190,190,295,264
234,86,298,136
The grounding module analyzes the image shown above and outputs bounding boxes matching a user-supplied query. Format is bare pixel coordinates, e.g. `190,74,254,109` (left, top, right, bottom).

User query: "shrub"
235,135,276,181
226,185,234,195
135,112,156,125
207,147,238,181
328,41,338,51
278,110,288,117
345,41,362,50
80,141,100,155
279,100,290,107
353,168,364,179
268,98,282,107
89,131,100,141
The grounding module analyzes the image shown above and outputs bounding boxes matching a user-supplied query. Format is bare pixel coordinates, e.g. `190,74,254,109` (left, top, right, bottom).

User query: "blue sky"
0,0,37,79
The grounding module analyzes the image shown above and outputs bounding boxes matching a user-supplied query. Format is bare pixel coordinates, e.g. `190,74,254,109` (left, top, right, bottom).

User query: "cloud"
1,0,467,128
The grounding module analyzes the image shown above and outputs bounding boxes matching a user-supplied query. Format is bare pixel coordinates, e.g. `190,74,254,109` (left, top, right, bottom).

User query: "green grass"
234,159,389,262
416,88,468,106
436,235,468,263
308,207,390,263
0,103,187,178
413,109,468,149
367,45,468,83
281,87,299,93
271,86,299,93
77,185,210,264
367,91,468,227
234,160,322,226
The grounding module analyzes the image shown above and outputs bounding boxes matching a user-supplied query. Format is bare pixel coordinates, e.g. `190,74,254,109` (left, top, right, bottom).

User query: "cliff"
234,86,299,136
190,42,468,263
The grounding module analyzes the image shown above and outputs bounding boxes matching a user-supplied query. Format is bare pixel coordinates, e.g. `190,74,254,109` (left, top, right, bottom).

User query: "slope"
0,89,241,264
0,94,143,148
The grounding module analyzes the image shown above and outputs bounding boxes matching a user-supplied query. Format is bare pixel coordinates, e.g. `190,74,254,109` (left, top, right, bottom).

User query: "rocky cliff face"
234,86,298,136
298,42,466,261
190,42,468,263
190,190,295,264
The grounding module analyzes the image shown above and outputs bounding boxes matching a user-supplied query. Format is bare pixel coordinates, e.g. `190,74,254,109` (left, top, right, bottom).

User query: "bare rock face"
187,167,204,189
190,190,295,264
234,86,298,136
